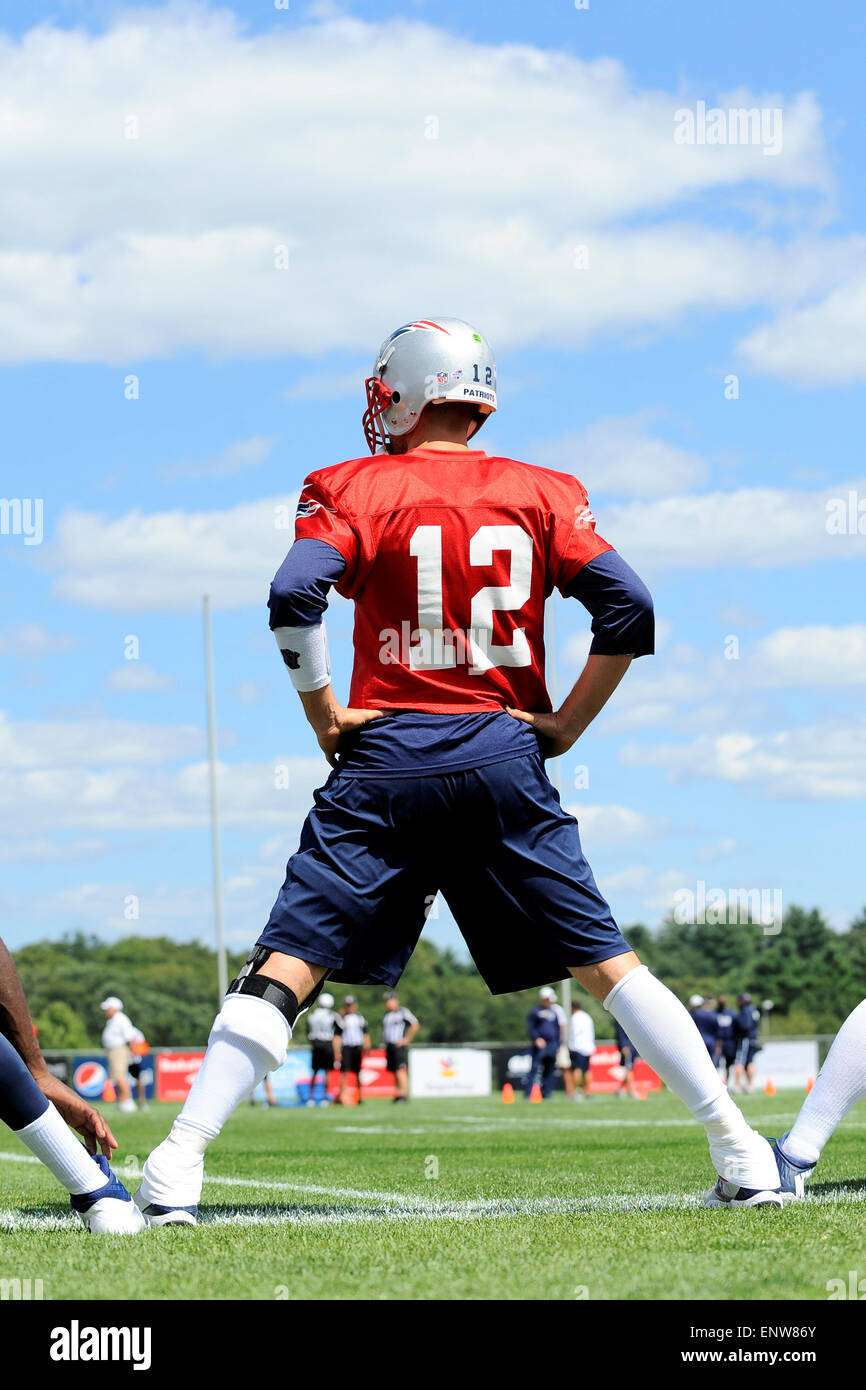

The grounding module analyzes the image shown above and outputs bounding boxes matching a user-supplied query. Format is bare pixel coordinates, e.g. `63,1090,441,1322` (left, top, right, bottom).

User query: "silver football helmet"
363,316,497,453
319,993,335,1010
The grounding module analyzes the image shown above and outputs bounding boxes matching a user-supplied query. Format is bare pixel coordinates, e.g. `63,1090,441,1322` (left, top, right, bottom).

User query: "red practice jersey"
294,447,612,714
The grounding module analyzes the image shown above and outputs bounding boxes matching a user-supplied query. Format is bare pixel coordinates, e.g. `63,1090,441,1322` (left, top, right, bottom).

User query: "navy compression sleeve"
565,550,655,658
268,538,347,629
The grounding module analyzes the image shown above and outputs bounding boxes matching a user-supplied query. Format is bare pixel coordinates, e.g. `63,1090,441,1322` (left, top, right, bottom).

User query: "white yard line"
1,1148,865,1231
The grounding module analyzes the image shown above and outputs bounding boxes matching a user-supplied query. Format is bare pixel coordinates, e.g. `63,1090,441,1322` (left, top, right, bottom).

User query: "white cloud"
0,10,855,364
48,494,297,611
283,368,367,401
0,837,110,864
535,413,709,498
0,752,327,833
0,710,202,767
564,801,666,846
621,718,866,800
160,435,276,482
751,625,866,687
605,476,866,570
0,625,76,657
107,662,175,692
739,273,866,384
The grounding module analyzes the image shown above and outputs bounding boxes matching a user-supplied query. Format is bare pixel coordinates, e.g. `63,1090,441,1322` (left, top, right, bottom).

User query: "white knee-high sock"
785,998,866,1165
141,995,291,1206
604,966,777,1187
15,1102,109,1196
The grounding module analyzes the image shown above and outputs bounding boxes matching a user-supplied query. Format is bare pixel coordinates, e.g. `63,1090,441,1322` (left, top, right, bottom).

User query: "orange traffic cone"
529,1083,543,1103
764,1077,776,1096
502,1083,515,1104
805,1076,814,1093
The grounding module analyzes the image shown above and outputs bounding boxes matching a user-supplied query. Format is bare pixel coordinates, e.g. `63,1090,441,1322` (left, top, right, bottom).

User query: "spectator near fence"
100,997,145,1114
567,999,596,1099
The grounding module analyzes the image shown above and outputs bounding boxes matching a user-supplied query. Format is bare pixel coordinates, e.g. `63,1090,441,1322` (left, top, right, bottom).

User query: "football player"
136,316,781,1221
773,997,866,1198
0,935,144,1233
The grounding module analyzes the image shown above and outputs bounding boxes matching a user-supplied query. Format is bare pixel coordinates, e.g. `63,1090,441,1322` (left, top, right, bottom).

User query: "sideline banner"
409,1048,492,1098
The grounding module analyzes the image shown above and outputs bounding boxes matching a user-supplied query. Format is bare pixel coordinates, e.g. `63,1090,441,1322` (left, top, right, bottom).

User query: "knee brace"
226,946,329,1027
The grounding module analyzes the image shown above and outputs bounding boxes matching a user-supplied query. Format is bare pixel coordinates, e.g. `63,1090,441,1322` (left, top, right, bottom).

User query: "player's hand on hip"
315,705,384,766
505,706,574,759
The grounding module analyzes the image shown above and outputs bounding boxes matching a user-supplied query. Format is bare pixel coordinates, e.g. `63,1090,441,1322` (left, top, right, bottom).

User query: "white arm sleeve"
273,622,331,692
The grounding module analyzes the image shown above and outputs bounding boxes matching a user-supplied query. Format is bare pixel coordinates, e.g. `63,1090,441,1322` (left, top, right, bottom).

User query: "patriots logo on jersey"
296,498,324,518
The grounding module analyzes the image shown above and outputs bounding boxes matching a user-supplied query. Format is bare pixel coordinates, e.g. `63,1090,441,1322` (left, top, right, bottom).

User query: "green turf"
1,1091,864,1300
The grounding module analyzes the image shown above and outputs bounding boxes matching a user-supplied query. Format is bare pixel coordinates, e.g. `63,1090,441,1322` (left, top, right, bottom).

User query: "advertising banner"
409,1048,492,1098
155,1051,205,1102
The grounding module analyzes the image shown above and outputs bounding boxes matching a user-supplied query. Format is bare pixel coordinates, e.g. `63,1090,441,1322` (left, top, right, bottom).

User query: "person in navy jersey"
734,994,762,1094
138,316,783,1222
526,987,562,1100
689,995,720,1062
715,995,737,1087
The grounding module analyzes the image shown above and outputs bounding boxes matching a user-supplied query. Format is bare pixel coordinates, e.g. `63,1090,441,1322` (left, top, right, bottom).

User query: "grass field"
1,1090,865,1301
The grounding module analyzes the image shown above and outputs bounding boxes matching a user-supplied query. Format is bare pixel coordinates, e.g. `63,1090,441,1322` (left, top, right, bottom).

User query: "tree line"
11,903,866,1049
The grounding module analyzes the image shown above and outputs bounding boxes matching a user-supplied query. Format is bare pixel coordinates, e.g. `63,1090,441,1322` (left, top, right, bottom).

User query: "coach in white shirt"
567,1000,596,1099
100,997,142,1114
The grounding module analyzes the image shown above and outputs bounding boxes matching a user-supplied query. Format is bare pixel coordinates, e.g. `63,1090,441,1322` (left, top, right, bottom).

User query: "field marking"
331,1113,819,1135
2,1184,866,1233
2,1149,865,1231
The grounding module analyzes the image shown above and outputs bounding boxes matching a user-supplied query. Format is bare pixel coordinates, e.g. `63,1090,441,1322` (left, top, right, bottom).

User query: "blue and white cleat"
133,1192,198,1227
770,1133,816,1200
71,1154,147,1234
703,1177,783,1209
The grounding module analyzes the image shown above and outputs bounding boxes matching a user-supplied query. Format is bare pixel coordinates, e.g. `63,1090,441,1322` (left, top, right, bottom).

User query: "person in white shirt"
567,1000,596,1099
100,997,144,1114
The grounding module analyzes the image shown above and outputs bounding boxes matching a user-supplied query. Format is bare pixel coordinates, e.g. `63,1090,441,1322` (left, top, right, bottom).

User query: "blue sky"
1,0,865,958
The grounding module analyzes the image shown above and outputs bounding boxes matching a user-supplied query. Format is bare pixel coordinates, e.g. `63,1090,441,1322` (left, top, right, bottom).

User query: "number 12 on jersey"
408,524,533,674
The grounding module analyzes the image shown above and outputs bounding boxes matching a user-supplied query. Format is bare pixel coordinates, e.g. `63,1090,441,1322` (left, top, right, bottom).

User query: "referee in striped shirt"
336,997,370,1106
382,992,419,1104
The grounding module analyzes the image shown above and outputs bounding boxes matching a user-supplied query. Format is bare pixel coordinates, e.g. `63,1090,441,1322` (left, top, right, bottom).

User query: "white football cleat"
71,1155,147,1234
703,1177,783,1209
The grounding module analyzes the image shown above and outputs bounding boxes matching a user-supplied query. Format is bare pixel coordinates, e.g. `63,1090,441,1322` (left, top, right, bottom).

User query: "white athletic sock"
604,965,777,1188
785,998,866,1166
14,1102,109,1196
141,994,291,1206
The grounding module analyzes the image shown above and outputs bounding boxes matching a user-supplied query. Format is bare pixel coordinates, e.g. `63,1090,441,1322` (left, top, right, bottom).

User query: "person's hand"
506,706,574,759
535,1037,545,1049
36,1073,117,1157
315,704,384,767
398,1038,408,1047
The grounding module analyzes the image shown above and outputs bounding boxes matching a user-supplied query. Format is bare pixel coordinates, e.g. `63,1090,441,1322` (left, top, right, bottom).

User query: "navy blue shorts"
258,751,629,996
569,1050,592,1072
736,1040,759,1067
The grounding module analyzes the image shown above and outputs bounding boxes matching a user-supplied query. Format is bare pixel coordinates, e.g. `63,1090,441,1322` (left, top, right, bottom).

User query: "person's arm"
269,538,383,766
0,937,116,1156
402,1021,420,1047
508,550,653,759
362,1031,371,1051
